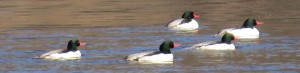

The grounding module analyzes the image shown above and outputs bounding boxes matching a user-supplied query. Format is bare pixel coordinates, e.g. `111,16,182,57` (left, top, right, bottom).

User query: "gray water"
0,0,300,73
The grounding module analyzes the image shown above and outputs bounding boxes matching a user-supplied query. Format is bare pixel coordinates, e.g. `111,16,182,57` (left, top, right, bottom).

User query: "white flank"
218,28,259,39
35,49,81,60
191,41,236,50
138,53,173,64
199,43,235,50
167,19,199,31
126,51,174,64
125,51,157,61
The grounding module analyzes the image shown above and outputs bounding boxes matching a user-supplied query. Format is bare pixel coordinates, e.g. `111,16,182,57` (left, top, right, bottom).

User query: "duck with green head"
192,33,237,50
34,39,86,60
166,11,200,31
125,40,180,63
217,18,263,39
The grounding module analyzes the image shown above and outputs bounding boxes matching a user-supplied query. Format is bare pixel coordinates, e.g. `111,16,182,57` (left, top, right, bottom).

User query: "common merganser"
166,11,200,31
34,39,86,60
125,40,180,63
217,18,263,39
192,33,237,50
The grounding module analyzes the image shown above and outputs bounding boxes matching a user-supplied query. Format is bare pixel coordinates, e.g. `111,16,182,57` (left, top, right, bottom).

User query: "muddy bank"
0,0,298,30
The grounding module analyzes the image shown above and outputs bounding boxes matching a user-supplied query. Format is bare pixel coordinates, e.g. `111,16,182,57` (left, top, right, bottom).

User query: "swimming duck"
166,11,200,31
192,33,237,50
125,40,180,63
34,39,86,60
217,18,263,39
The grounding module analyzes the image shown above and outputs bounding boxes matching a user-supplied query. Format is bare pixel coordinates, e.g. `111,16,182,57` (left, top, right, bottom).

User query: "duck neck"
181,19,192,24
182,13,193,22
221,37,232,44
242,24,255,28
184,18,192,22
241,19,256,28
67,45,78,51
159,46,171,54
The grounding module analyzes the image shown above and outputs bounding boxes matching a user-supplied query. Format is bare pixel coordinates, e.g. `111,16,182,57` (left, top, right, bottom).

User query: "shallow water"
0,0,300,73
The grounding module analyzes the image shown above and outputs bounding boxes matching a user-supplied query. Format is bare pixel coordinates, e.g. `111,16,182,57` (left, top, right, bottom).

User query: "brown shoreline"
0,0,299,35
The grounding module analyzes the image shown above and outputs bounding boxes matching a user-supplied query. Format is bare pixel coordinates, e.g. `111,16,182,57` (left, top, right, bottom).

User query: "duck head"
159,40,181,54
221,33,237,44
242,18,263,28
67,39,86,51
182,11,200,20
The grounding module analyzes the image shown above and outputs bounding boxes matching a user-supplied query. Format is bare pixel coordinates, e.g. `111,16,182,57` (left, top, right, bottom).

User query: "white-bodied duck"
125,40,180,63
166,11,200,31
217,18,263,39
192,33,237,50
34,39,86,60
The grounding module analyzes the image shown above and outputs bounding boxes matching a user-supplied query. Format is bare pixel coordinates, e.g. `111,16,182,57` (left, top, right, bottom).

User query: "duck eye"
170,43,174,48
77,41,80,45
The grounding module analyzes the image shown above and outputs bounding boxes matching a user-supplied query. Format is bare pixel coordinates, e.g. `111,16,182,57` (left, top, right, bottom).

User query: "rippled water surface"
0,0,300,73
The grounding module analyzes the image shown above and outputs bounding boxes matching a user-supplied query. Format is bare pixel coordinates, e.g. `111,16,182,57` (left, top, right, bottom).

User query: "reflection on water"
0,26,299,72
0,0,300,73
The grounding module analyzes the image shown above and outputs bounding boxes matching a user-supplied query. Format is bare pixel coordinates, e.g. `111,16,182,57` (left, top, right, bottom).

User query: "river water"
0,0,299,73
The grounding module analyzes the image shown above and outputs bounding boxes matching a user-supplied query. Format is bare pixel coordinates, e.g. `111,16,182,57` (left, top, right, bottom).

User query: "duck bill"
193,14,200,18
79,42,86,46
234,36,238,40
256,21,263,25
173,43,181,48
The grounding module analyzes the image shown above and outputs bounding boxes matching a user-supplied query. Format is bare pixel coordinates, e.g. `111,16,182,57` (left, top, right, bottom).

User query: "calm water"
0,0,300,73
